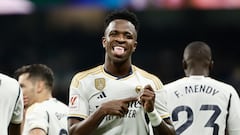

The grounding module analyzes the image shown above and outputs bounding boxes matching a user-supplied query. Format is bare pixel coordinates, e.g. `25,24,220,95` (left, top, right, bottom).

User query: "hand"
100,97,138,117
139,84,155,113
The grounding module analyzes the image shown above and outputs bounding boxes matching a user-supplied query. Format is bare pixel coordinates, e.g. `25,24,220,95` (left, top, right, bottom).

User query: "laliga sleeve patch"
69,94,79,110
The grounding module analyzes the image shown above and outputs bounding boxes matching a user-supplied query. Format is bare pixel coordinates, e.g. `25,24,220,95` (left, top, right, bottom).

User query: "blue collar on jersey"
104,67,133,80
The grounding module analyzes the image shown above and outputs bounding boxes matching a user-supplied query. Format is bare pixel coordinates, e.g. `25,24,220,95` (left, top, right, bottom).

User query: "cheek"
23,87,34,96
21,88,27,94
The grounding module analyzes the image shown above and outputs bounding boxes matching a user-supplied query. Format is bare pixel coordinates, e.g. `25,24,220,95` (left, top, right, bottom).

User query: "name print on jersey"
174,84,220,98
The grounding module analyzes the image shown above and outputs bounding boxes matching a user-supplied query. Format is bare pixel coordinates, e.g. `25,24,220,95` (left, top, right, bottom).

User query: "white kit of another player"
0,73,24,135
165,76,240,135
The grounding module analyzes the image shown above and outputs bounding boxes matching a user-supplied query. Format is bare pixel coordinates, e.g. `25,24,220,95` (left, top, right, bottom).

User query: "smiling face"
102,19,137,64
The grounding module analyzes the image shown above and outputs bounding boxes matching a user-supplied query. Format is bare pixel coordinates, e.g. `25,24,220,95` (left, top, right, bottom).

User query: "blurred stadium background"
0,0,240,104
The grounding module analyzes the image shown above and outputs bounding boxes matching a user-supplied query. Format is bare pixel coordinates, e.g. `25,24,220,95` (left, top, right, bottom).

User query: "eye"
20,84,25,88
109,31,118,37
126,35,133,39
125,33,133,39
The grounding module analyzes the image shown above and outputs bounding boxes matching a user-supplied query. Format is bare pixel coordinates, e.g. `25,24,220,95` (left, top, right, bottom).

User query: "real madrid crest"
95,78,105,90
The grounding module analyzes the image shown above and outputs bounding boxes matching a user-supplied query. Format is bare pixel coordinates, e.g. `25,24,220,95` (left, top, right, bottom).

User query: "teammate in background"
68,10,175,135
0,73,23,135
164,41,240,135
14,64,68,135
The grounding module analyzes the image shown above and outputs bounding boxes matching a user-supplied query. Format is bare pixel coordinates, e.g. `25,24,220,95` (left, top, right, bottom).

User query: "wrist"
147,109,162,127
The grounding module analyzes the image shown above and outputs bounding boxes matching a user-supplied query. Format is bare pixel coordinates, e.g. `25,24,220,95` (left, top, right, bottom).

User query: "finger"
140,95,153,105
122,97,138,103
114,110,125,117
121,104,129,114
144,84,154,92
141,90,155,98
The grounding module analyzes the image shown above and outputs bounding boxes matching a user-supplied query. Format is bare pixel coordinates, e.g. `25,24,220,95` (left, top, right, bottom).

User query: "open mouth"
113,46,125,55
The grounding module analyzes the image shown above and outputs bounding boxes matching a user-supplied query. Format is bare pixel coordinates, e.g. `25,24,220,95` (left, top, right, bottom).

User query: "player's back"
165,76,240,135
0,73,23,135
23,98,68,135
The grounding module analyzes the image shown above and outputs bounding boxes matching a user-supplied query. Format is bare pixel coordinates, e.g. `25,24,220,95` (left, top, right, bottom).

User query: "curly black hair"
103,10,139,32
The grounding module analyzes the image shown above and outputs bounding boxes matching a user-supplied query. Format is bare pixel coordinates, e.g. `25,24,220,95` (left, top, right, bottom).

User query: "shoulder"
0,73,19,86
133,65,163,89
164,77,187,88
133,65,159,80
73,65,103,78
26,102,43,115
70,65,103,88
26,100,52,114
208,77,235,90
52,98,68,108
43,98,68,108
0,73,20,96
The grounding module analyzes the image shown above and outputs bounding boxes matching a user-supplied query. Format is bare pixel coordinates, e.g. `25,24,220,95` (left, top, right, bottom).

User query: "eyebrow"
110,30,135,36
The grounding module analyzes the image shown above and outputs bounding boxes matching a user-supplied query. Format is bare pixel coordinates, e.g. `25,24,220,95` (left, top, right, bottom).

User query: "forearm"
69,108,106,135
147,110,175,135
152,120,176,135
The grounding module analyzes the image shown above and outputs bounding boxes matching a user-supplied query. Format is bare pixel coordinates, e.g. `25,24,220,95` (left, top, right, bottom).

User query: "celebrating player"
68,10,175,135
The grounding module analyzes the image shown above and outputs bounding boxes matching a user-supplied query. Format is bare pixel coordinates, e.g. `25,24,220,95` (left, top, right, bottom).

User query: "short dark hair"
14,64,54,90
104,10,139,32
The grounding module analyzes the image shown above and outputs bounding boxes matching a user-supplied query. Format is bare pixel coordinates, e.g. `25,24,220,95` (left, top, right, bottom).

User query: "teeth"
113,46,124,55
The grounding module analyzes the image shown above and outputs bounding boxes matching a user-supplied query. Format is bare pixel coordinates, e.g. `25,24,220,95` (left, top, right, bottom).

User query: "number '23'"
172,105,221,135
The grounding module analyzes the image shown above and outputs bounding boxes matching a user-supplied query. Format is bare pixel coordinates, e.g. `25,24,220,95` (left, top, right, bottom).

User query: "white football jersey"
22,98,68,135
164,76,240,135
0,73,23,135
68,65,170,135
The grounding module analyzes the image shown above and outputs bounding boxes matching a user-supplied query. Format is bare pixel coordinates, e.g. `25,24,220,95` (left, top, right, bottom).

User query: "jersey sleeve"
148,74,170,119
227,87,240,135
68,73,89,119
24,103,49,133
155,88,170,119
11,85,24,124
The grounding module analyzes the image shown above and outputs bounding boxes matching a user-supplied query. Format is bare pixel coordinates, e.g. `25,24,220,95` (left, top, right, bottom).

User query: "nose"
115,34,126,43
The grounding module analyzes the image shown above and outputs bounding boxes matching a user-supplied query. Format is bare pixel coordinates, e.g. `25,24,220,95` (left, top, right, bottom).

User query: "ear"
209,60,214,71
36,81,44,93
102,36,106,48
182,60,187,70
133,41,137,52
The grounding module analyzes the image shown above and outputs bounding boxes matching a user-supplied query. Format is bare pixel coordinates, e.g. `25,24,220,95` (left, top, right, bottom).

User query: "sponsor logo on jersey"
95,78,105,90
69,95,79,109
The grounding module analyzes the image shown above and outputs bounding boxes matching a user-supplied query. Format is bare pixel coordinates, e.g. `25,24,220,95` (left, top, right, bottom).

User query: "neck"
185,68,209,77
104,54,133,76
36,91,52,103
104,62,132,77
